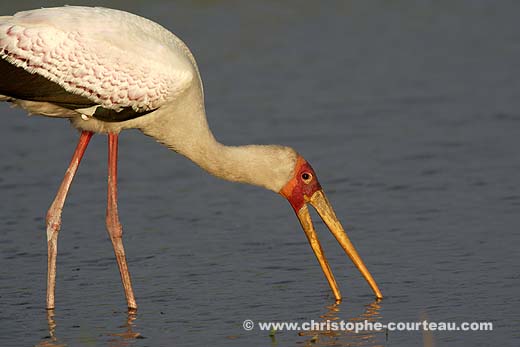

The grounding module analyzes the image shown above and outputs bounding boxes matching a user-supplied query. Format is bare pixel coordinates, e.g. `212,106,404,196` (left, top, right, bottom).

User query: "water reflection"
297,300,384,347
420,311,435,347
34,310,65,347
35,309,142,347
107,309,143,347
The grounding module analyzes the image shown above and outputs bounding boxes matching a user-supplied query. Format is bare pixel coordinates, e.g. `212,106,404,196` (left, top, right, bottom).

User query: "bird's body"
1,6,197,117
0,6,296,191
1,6,382,310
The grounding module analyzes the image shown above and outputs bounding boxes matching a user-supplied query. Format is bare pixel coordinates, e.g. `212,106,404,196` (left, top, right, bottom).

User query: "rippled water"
1,1,519,346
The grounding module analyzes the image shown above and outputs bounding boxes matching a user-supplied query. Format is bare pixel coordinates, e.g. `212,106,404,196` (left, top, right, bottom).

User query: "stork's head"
279,154,383,300
196,143,382,299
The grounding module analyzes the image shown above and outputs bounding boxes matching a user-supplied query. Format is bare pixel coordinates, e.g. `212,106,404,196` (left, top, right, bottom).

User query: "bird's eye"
301,172,312,183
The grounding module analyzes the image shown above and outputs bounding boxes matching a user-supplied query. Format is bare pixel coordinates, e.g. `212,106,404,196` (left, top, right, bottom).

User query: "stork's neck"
140,86,297,192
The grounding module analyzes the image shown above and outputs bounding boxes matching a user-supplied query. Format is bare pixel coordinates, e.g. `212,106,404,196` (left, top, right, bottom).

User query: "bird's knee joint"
110,233,123,240
106,222,123,239
46,221,61,242
46,215,61,235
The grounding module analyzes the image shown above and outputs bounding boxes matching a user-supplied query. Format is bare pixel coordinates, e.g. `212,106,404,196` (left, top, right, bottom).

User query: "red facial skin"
280,156,322,212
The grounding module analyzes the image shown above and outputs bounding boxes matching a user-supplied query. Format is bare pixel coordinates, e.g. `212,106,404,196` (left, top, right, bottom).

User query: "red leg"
106,133,137,309
46,131,93,309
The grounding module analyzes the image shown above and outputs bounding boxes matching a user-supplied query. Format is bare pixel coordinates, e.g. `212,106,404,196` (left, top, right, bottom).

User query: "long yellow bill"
296,190,383,300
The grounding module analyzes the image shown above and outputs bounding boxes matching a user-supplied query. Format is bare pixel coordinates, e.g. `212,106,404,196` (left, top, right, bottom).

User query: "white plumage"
0,7,196,113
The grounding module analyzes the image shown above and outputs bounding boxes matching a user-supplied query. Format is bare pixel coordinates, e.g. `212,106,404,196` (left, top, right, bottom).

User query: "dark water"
1,1,519,346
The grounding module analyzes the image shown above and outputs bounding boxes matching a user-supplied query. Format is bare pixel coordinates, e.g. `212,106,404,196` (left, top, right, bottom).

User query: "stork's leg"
46,131,93,309
106,133,137,309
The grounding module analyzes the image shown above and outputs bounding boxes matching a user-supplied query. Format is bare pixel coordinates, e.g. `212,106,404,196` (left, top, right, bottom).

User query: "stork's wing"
0,6,195,114
0,57,95,109
0,57,156,122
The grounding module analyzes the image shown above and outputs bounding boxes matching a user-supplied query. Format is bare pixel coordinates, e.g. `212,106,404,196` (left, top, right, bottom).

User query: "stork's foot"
46,226,58,310
109,234,138,310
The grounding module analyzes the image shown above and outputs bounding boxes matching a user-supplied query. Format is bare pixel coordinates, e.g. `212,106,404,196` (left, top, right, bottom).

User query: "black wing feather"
0,58,155,122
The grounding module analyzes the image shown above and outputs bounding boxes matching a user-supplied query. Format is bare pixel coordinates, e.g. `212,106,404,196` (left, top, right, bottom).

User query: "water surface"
1,1,519,346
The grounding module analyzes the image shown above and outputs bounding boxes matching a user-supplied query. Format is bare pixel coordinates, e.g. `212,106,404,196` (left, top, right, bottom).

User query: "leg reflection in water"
108,309,144,346
297,300,384,347
35,310,65,347
35,309,143,347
